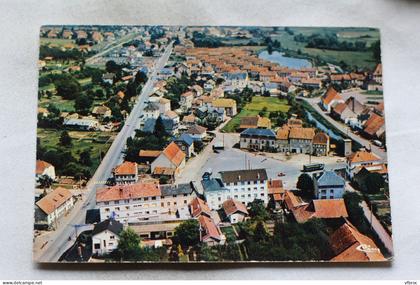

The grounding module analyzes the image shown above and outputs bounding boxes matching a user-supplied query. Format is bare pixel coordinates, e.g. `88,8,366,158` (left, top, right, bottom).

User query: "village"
33,26,392,263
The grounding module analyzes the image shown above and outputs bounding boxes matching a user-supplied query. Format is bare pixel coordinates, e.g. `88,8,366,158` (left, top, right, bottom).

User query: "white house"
186,125,207,141
202,178,230,210
92,219,124,256
112,161,138,185
35,187,74,229
36,160,56,181
320,87,344,113
346,150,382,179
313,171,346,200
222,199,249,224
219,169,269,206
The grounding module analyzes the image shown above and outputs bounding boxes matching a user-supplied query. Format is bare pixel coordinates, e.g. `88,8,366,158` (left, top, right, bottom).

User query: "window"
104,202,109,205
94,243,100,249
124,199,129,203
161,202,164,207
125,206,130,210
167,202,170,206
152,197,156,200
184,200,187,204
115,207,120,211
115,201,119,205
105,208,110,212
173,194,177,198
144,197,149,201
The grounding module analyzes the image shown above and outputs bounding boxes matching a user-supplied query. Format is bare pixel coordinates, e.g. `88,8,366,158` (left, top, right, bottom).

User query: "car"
336,158,345,163
213,149,219,154
373,140,383,147
278,172,286,177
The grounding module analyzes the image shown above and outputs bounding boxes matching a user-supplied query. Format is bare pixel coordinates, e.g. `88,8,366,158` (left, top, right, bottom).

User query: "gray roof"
240,128,276,138
143,118,156,133
92,218,123,236
220,169,268,184
175,133,194,147
160,183,194,196
202,178,229,193
317,171,345,187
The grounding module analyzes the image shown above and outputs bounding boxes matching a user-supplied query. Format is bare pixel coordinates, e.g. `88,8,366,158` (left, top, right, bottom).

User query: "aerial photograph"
33,25,391,263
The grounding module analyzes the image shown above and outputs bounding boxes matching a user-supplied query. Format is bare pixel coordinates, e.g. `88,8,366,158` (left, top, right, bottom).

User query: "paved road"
35,42,174,263
302,96,387,160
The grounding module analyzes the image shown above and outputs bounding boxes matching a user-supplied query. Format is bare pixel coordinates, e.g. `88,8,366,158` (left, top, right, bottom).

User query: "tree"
173,219,200,248
59,131,72,147
74,94,93,115
193,140,204,153
371,40,381,63
38,174,53,189
135,71,148,84
55,76,81,100
154,116,167,138
79,149,92,166
296,173,314,198
364,173,385,194
115,227,141,260
254,221,269,242
248,199,269,220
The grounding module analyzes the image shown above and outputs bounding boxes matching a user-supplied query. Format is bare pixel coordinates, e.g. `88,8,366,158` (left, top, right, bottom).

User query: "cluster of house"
321,86,385,140
239,116,330,156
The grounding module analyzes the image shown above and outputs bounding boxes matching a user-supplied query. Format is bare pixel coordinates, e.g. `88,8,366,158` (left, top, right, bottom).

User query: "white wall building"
92,219,123,256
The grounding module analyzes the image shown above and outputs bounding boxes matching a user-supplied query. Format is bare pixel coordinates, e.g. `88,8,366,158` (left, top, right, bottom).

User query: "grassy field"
39,95,75,112
222,96,290,132
37,128,115,173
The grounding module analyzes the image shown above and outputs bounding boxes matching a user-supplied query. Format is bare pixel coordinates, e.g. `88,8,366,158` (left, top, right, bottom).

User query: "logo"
355,244,380,253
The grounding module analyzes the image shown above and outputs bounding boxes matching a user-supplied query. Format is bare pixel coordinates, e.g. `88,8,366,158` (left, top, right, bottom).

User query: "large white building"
96,182,196,224
216,169,269,206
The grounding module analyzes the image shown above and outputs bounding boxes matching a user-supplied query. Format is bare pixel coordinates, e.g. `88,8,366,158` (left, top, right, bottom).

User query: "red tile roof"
268,179,284,195
139,150,162,158
198,215,223,242
190,197,211,218
222,199,248,216
113,161,137,175
36,160,53,175
364,113,385,136
162,142,186,167
322,87,342,105
292,199,348,223
96,182,160,202
313,132,329,145
347,150,381,164
36,187,72,215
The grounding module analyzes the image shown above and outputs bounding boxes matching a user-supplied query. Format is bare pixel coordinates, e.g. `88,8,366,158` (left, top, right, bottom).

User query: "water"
258,50,312,69
305,111,343,141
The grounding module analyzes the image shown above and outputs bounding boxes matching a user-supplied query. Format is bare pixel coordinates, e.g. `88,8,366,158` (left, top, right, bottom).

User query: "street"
34,41,174,262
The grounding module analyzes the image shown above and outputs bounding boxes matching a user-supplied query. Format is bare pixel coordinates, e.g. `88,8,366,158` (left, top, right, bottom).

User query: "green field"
40,38,76,47
37,128,115,173
39,95,75,112
222,96,290,132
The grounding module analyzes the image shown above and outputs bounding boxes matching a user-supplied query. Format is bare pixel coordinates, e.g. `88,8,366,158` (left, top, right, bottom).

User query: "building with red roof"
112,161,138,184
151,142,186,176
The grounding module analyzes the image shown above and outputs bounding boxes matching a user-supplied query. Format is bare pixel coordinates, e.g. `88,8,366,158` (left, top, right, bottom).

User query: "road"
302,96,387,160
35,41,174,262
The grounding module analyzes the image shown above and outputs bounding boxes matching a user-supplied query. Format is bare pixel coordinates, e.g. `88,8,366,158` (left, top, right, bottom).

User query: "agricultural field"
222,96,290,132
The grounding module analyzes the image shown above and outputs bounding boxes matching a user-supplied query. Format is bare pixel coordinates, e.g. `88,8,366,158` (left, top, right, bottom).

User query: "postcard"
34,26,392,263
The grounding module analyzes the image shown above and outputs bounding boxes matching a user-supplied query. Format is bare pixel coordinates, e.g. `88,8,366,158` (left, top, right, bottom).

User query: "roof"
182,114,196,123
92,219,123,237
276,127,290,140
317,171,345,186
153,167,175,176
160,183,194,196
181,91,194,98
313,132,329,145
330,221,386,262
373,63,382,76
268,179,284,195
164,110,179,119
293,199,349,223
220,169,268,184
364,113,385,136
223,199,249,216
211,98,236,108
96,182,160,202
289,127,315,140
175,133,194,147
161,142,186,167
113,161,137,176
284,191,307,210
190,197,211,217
139,150,162,158
257,117,272,128
345,97,365,114
187,124,207,135
36,160,53,175
201,178,229,192
239,116,259,128
240,128,276,138
322,87,343,105
347,150,381,164
332,102,348,115
198,215,223,241
36,187,73,215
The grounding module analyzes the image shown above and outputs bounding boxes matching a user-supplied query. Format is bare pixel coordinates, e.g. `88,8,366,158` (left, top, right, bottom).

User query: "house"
191,85,204,97
63,117,99,131
35,187,74,229
198,215,225,246
102,73,115,85
211,98,237,117
372,63,382,84
96,182,162,223
314,171,346,199
288,127,315,154
239,115,271,130
346,150,382,179
186,124,207,141
142,103,160,121
151,142,186,175
202,178,230,210
174,133,194,158
92,219,123,256
92,106,112,119
36,160,56,181
267,179,285,206
158,98,171,114
301,77,322,89
190,197,212,218
363,112,385,139
112,161,138,185
160,183,197,212
330,221,385,262
331,97,365,129
138,150,162,164
239,128,276,151
290,198,348,223
182,114,196,126
222,199,249,224
180,91,194,112
312,132,330,156
321,87,344,113
219,169,269,206
283,190,308,212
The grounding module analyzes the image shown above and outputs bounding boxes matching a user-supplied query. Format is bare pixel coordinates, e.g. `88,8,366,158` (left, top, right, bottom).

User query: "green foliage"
343,192,370,235
173,219,200,248
74,94,93,115
371,40,381,63
39,45,83,61
248,199,269,221
296,173,314,198
114,227,141,260
54,75,81,100
79,149,92,166
253,221,269,242
154,116,167,138
193,140,204,153
364,173,385,194
38,174,54,189
59,131,72,147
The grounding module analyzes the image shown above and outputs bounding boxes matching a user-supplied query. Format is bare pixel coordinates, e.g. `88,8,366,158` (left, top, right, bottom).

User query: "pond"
258,50,312,69
305,111,343,141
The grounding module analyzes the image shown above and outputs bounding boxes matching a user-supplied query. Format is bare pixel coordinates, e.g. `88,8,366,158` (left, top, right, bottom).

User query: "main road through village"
35,42,174,262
